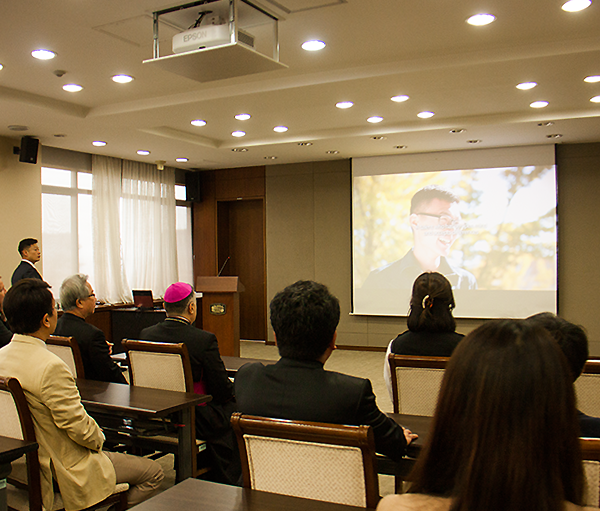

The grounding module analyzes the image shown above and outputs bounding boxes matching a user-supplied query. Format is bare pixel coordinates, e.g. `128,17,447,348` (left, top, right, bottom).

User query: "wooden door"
217,199,266,340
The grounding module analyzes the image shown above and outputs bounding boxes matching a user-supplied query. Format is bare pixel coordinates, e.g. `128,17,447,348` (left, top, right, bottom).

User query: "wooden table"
129,478,374,511
376,414,433,481
0,436,38,511
76,379,209,480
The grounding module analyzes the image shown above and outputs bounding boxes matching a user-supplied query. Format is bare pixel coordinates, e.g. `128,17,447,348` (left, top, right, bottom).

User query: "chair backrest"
230,413,380,508
580,437,600,507
388,354,448,415
46,335,85,379
0,376,43,511
576,360,600,418
121,339,193,392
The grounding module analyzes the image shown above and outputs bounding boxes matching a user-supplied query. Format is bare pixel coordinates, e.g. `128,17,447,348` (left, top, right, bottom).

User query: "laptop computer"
132,289,155,309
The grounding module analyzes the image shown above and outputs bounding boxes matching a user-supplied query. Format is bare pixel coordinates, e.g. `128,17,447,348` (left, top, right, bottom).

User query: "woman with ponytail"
383,272,463,399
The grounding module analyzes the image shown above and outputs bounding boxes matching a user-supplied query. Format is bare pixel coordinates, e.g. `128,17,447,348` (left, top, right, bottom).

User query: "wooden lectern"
196,276,244,357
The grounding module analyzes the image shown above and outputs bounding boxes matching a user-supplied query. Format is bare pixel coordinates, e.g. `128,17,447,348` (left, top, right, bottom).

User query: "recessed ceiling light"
530,101,549,108
231,148,248,152
235,113,251,120
302,40,326,51
175,158,189,162
417,111,435,118
326,150,339,154
394,145,407,149
62,84,83,92
92,141,107,147
297,142,313,146
450,128,465,134
562,0,591,12
273,126,288,133
516,82,537,90
546,134,563,139
391,95,409,103
336,101,353,109
264,156,278,160
137,150,150,155
112,74,134,83
32,49,56,60
191,119,207,127
232,131,246,137
466,13,496,26
0,64,4,70
367,116,383,123
467,139,482,144
8,125,29,131
371,136,387,140
584,75,600,83
591,96,600,103
538,121,555,127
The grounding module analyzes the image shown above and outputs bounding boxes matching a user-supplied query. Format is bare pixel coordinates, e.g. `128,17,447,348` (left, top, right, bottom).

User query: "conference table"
76,379,209,480
0,436,38,511
129,478,375,511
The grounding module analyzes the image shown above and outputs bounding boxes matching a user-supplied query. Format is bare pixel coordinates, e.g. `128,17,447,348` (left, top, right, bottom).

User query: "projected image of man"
362,185,477,290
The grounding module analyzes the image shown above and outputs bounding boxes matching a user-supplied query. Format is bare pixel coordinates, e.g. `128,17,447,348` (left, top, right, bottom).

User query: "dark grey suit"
0,318,12,348
54,313,127,383
11,260,43,285
235,357,409,462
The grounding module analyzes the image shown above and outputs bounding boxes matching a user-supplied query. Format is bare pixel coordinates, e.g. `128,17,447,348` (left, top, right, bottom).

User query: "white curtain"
91,156,179,303
121,160,178,297
92,155,131,303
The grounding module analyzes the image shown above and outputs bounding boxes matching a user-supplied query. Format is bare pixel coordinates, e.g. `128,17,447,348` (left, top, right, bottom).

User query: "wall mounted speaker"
185,171,202,202
19,136,39,164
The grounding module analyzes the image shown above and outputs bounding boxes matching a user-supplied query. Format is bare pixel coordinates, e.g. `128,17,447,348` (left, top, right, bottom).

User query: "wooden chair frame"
122,339,194,392
230,413,380,509
120,339,208,478
0,376,127,511
46,335,86,379
388,354,448,414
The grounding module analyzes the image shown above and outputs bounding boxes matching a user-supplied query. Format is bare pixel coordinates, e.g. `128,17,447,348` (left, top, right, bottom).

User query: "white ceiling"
1,0,599,170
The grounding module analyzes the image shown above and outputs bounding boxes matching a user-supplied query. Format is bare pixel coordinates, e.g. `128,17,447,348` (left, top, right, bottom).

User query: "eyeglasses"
87,293,96,299
416,212,464,230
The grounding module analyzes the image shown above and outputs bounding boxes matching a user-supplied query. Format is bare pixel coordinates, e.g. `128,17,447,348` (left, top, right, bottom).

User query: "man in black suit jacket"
140,282,239,485
54,274,126,383
235,280,417,462
527,312,600,438
11,238,43,285
0,275,12,347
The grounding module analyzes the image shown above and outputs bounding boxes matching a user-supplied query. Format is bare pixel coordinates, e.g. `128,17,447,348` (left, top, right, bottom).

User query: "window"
42,167,193,301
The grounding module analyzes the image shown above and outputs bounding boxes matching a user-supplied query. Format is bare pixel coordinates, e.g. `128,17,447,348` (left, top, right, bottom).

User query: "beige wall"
0,136,42,285
266,143,600,353
556,143,600,355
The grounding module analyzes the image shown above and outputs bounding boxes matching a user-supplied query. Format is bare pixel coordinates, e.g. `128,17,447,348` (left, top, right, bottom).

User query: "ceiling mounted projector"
173,24,255,54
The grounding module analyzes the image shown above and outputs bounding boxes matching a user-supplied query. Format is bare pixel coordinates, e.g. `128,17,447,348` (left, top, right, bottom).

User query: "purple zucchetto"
164,282,193,303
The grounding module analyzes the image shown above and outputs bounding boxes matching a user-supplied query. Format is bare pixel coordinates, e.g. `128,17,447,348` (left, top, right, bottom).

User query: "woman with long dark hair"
377,320,591,511
383,272,463,398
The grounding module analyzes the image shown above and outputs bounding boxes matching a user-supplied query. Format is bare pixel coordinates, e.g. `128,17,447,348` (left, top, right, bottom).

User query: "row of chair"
4,341,600,509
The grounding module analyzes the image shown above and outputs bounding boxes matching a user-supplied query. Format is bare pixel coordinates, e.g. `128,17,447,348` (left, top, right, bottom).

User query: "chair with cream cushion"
576,360,600,419
388,354,448,415
120,339,209,478
45,335,85,379
0,375,128,511
581,437,600,508
230,412,380,508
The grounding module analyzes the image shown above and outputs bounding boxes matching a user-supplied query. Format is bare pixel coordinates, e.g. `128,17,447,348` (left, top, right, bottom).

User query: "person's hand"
403,427,418,444
106,341,113,355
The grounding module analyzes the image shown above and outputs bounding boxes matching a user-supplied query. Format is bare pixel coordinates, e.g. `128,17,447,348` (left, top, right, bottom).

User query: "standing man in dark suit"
54,274,127,383
0,275,12,347
11,238,43,285
235,280,417,462
140,282,239,485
